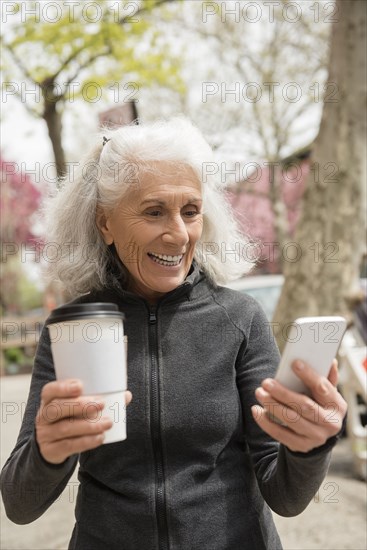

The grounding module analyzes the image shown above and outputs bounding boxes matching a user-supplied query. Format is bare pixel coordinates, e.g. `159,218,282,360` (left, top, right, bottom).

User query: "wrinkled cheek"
192,225,203,250
114,241,141,267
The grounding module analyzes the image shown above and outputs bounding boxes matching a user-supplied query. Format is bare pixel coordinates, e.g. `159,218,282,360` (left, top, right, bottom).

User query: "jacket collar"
105,260,210,306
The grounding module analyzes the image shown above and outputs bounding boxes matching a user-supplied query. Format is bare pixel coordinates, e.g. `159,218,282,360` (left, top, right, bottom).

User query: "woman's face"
98,162,203,303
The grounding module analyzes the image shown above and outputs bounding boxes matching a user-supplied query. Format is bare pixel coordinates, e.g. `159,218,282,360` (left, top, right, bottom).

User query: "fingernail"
320,382,329,395
263,379,275,390
255,387,267,398
68,381,81,392
101,416,113,427
251,405,261,420
294,360,305,371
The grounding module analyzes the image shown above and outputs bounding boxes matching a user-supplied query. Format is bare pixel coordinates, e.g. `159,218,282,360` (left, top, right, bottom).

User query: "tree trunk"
272,0,367,352
41,79,67,180
269,164,290,268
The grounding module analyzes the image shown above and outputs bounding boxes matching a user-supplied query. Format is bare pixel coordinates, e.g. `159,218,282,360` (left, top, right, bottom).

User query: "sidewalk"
1,375,366,550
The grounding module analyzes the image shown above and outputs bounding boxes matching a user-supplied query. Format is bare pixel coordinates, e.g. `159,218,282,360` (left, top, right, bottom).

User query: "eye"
145,209,162,217
182,206,200,218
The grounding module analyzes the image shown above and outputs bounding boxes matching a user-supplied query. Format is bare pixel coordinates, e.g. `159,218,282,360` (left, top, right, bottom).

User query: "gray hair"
44,117,255,296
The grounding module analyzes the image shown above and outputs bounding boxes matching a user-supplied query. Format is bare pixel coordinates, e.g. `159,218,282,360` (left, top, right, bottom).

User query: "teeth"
150,252,183,262
149,252,183,266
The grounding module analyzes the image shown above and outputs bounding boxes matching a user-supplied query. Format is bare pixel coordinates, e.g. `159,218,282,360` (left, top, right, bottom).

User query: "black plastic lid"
46,302,125,325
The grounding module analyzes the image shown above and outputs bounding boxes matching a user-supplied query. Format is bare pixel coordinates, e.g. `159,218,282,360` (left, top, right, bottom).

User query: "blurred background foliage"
1,0,183,177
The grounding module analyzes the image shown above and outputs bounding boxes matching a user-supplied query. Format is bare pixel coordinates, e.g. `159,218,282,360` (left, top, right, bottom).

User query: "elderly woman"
1,118,346,550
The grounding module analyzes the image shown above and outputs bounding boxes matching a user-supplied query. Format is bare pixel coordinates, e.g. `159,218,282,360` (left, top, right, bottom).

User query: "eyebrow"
140,197,202,206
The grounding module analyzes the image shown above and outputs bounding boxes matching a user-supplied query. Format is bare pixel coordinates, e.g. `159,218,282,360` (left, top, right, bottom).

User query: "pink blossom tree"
228,156,310,273
0,157,42,313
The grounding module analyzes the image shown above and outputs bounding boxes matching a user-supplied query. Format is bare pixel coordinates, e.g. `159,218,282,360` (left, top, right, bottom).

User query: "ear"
96,206,114,245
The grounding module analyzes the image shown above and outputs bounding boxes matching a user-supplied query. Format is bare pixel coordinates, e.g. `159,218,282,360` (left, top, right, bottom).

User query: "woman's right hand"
36,379,132,465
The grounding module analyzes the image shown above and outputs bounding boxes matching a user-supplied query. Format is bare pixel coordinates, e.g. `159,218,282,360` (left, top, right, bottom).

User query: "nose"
161,214,189,247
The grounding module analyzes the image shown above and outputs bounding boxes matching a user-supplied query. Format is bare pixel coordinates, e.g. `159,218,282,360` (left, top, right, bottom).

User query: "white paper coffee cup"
46,303,127,444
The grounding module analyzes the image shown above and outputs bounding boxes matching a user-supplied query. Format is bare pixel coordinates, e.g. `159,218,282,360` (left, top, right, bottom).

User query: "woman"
1,118,347,549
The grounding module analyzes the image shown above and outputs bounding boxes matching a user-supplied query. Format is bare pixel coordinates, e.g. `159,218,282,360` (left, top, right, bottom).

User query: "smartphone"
275,316,347,395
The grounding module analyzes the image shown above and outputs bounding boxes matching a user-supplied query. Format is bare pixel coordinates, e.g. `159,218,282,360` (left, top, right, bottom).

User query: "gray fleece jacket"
1,263,337,550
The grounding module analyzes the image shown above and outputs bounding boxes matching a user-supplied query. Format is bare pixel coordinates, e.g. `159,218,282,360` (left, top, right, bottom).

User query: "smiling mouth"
148,252,184,266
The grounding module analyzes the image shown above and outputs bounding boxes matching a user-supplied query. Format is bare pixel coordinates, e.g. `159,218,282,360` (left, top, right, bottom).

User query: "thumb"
327,359,339,387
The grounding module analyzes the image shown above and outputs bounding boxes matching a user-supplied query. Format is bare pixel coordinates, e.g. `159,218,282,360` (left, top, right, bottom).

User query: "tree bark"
272,0,367,352
269,164,290,268
41,79,67,180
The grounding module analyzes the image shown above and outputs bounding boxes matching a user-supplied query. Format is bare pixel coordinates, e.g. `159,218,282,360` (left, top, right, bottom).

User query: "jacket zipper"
148,307,170,550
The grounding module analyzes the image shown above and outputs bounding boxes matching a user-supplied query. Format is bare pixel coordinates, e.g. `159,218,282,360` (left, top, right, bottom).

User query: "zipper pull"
149,310,157,324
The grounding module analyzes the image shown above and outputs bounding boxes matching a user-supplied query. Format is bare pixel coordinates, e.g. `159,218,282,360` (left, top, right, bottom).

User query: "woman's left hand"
251,359,347,453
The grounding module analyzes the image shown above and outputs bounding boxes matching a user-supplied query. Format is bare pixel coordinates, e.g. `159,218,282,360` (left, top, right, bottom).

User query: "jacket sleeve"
236,302,339,517
0,325,78,524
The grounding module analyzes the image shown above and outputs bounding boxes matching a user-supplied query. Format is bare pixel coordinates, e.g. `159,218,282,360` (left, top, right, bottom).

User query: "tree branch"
63,46,112,89
117,0,177,25
59,1,177,88
2,46,42,117
4,45,39,87
52,45,89,81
